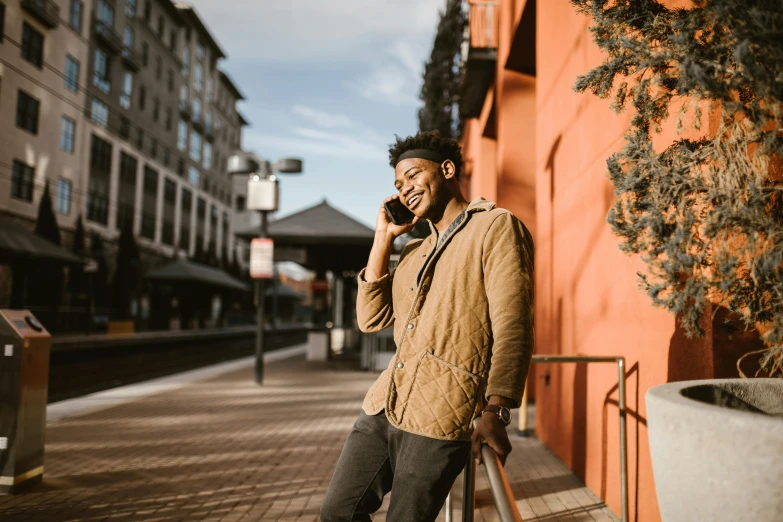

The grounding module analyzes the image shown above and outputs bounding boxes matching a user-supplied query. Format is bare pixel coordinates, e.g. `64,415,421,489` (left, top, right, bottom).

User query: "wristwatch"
482,404,512,426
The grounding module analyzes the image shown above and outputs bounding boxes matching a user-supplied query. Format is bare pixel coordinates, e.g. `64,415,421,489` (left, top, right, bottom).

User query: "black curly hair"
388,130,463,180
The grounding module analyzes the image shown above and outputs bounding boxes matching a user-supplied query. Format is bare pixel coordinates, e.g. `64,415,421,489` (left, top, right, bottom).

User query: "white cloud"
354,40,425,106
244,128,386,162
188,0,443,62
292,105,353,129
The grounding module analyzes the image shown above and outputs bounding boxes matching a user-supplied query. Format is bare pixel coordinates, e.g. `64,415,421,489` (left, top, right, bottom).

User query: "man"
321,131,534,521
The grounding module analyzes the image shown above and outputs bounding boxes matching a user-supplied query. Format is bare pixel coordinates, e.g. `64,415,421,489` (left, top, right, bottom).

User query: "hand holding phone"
384,198,416,225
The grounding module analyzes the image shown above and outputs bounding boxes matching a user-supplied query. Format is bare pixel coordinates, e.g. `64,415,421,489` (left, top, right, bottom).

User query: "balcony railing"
93,18,123,54
122,47,141,71
468,0,498,49
21,0,60,29
461,0,499,119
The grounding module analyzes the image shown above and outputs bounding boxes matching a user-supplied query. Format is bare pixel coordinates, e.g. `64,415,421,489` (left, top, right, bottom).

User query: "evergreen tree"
34,180,61,246
418,0,467,139
72,215,86,257
571,0,783,376
90,233,109,309
68,215,87,296
111,223,141,318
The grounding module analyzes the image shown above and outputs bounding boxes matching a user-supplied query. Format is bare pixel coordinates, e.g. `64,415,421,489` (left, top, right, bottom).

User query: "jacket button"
407,323,414,329
397,362,404,369
410,287,414,291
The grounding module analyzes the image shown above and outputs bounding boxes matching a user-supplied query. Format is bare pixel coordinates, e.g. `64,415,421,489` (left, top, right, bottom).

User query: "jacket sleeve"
482,212,535,407
356,268,395,333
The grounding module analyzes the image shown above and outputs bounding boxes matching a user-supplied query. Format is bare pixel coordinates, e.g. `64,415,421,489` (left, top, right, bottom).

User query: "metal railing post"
462,454,476,522
617,357,629,522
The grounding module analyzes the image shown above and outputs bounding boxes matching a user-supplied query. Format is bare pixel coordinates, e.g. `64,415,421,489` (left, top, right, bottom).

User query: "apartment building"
0,0,247,268
0,0,93,231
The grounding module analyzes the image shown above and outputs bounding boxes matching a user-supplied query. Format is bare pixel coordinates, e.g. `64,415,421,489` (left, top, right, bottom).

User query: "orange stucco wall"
460,1,765,520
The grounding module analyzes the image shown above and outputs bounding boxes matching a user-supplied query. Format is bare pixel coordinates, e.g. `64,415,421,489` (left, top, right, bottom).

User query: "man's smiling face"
394,158,450,220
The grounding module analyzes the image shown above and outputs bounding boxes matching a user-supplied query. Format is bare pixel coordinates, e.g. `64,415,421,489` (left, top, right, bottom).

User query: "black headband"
395,149,448,167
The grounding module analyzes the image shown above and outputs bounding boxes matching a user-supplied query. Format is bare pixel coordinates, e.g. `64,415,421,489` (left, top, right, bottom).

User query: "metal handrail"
521,355,629,522
445,419,523,522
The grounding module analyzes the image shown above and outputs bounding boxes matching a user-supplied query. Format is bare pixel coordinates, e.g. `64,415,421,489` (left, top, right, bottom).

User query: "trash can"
0,310,51,494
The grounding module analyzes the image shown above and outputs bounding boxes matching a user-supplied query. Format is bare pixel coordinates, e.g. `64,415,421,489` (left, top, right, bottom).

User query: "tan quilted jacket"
356,198,534,441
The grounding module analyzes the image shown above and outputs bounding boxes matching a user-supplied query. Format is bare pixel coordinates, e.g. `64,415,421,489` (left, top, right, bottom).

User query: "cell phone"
384,198,415,225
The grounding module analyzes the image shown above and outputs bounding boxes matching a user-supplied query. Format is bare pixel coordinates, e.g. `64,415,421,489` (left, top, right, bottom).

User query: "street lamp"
228,151,303,384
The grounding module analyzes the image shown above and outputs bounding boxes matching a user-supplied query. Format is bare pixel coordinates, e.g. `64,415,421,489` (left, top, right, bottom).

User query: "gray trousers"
321,411,470,522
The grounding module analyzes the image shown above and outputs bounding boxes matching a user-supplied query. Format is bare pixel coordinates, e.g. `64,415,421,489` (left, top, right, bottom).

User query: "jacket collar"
426,197,496,237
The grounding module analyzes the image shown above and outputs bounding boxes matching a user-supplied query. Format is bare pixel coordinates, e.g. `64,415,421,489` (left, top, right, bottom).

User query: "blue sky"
189,0,446,228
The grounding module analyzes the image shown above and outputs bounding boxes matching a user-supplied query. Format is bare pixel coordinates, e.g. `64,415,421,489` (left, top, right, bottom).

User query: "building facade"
459,1,763,520
0,0,248,274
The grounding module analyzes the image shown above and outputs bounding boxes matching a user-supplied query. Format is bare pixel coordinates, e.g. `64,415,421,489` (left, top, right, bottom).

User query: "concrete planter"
646,379,783,521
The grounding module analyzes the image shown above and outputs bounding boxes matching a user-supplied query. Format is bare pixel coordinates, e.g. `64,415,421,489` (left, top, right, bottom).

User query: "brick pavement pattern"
0,356,618,521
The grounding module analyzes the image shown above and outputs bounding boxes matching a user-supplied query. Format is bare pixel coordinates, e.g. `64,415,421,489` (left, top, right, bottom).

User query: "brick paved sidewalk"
0,355,617,522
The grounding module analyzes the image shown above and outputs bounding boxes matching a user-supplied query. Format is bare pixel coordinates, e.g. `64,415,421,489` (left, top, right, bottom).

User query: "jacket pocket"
401,352,483,440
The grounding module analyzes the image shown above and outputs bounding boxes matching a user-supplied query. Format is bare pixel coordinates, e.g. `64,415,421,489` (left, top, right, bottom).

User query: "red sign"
250,238,274,279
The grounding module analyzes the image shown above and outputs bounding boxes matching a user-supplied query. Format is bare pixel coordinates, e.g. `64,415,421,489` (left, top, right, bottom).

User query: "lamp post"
228,152,303,384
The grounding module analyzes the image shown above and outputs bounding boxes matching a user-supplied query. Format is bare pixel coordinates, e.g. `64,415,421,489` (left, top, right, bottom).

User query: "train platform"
0,346,618,522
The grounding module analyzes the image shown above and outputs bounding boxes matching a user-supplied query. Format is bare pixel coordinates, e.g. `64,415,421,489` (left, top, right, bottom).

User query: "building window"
139,85,146,110
179,84,188,107
165,108,172,131
177,120,187,151
90,98,109,127
180,188,192,251
152,98,159,121
117,151,137,229
157,15,164,37
97,0,114,26
155,55,161,79
163,148,170,166
88,135,112,225
56,179,72,215
162,178,176,245
141,41,148,66
192,98,201,121
93,49,111,93
120,72,133,109
150,139,157,158
196,42,204,60
194,63,203,92
178,157,185,176
207,79,214,101
69,0,83,33
169,29,176,52
65,55,80,92
11,160,34,202
189,132,202,162
21,23,44,69
182,48,189,76
126,0,136,17
143,0,150,22
141,166,158,240
119,115,130,138
123,26,134,56
203,143,212,169
236,195,245,212
168,69,174,92
60,116,76,153
136,128,144,149
16,90,40,135
205,112,212,131
188,166,199,187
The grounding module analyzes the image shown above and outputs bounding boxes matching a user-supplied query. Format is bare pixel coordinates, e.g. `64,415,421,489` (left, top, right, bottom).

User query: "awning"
264,284,305,300
145,259,250,292
0,219,82,264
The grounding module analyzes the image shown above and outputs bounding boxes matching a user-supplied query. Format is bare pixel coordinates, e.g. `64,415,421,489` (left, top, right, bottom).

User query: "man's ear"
441,160,457,180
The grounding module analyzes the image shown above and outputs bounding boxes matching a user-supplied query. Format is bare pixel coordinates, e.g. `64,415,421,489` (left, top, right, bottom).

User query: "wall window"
60,116,76,153
169,29,176,52
120,72,133,109
168,69,174,92
196,42,204,60
123,26,134,55
157,15,164,37
90,98,109,127
194,63,203,92
141,166,158,240
180,188,192,251
152,98,159,121
136,128,144,148
207,79,214,101
192,98,201,121
143,0,150,22
205,112,212,131
119,115,130,138
182,48,189,76
179,84,187,107
141,41,148,66
150,139,157,158
56,179,72,215
126,0,136,17
88,135,112,225
97,0,114,26
139,85,146,110
93,49,111,93
165,108,172,131
177,120,187,151
163,148,170,166
69,0,83,33
11,160,34,202
155,55,161,79
188,166,199,187
16,90,40,135
189,132,202,162
65,55,80,92
203,143,212,169
21,23,44,68
117,152,137,229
